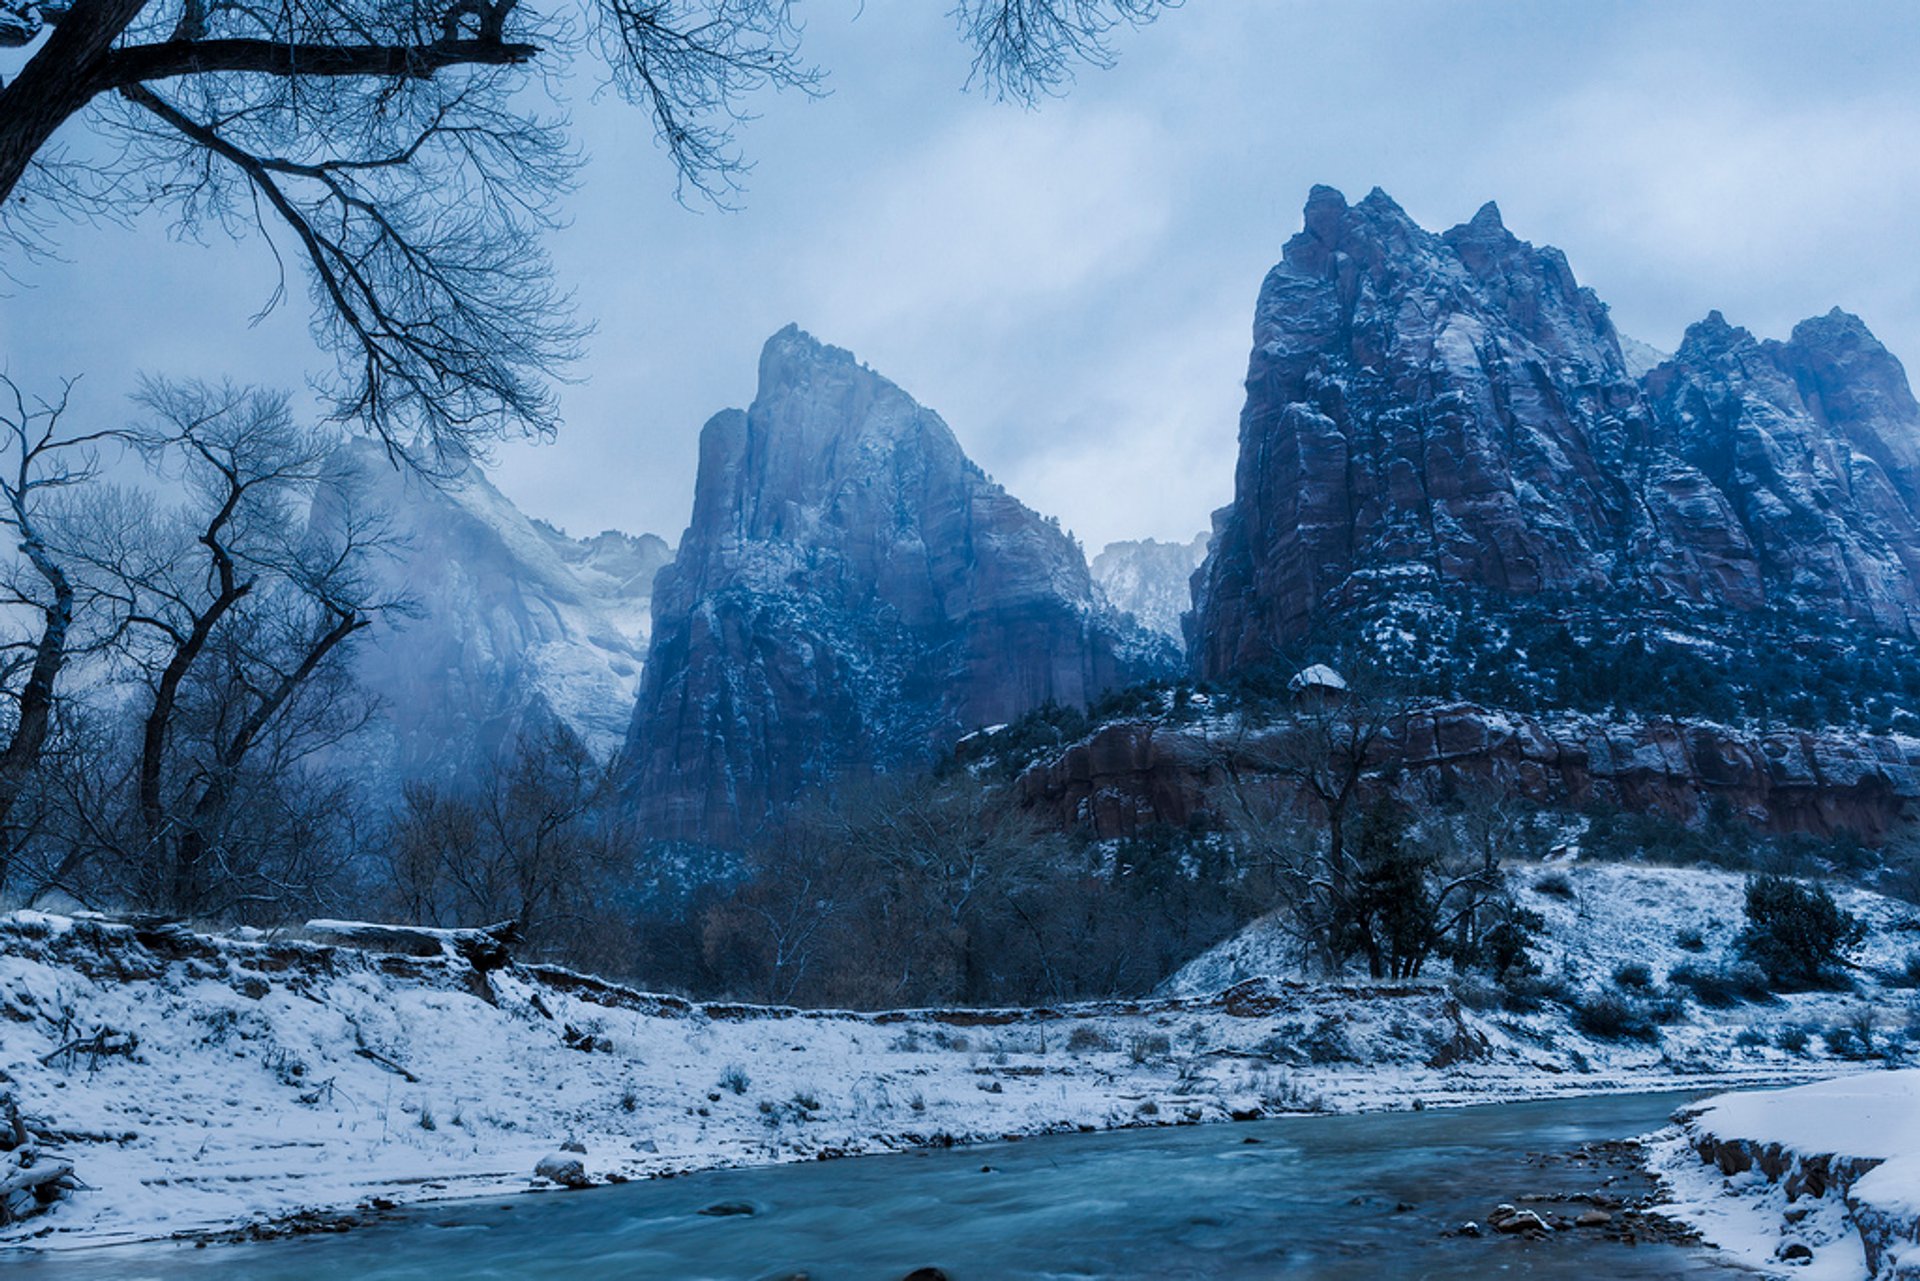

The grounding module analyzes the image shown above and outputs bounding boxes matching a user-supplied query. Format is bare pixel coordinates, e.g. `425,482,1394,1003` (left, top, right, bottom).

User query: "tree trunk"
0,0,152,205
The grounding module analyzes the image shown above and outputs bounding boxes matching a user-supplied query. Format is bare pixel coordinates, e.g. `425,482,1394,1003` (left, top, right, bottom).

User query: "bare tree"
383,722,631,962
0,376,124,892
41,381,397,913
1,0,1178,455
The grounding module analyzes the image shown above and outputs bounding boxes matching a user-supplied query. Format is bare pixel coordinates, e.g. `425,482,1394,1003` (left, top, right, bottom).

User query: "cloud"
797,106,1178,335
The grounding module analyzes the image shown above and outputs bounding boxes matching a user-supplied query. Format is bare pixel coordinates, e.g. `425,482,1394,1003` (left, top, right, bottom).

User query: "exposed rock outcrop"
1091,533,1209,644
318,442,668,787
1190,186,1920,677
1017,707,1920,840
625,326,1176,845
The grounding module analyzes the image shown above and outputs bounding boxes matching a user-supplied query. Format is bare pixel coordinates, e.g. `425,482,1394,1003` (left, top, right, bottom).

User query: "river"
11,1089,1753,1279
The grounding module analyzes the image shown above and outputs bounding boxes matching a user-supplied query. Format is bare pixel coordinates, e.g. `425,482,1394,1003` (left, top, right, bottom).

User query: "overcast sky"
6,2,1920,550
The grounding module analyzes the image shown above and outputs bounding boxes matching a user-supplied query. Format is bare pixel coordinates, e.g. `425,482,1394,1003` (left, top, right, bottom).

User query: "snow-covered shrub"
717,1064,750,1095
1776,1024,1812,1054
1533,871,1574,899
1738,875,1865,990
1127,1033,1172,1064
1668,961,1772,1007
1065,1025,1112,1054
1612,962,1653,990
1574,991,1657,1042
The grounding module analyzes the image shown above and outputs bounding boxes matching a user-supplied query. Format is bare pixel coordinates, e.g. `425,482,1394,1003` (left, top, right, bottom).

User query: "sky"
6,1,1920,551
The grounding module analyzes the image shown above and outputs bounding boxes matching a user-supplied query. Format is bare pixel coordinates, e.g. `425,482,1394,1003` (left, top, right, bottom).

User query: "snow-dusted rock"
1191,186,1920,679
1091,533,1208,644
315,442,670,786
534,1152,590,1188
625,325,1177,844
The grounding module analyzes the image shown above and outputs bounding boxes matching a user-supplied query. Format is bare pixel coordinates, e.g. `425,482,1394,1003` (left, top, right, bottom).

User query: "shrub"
1776,1024,1811,1054
1676,927,1708,953
1301,1017,1355,1064
1735,1027,1769,1048
1574,991,1657,1042
1823,1024,1874,1060
1739,875,1864,989
1668,961,1772,1007
1894,951,1920,989
1066,1025,1113,1054
1646,995,1689,1025
1128,1033,1172,1064
1612,962,1654,991
1533,871,1575,899
718,1064,751,1095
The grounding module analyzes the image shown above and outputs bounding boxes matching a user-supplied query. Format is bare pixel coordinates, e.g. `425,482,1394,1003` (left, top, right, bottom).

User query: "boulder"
533,1152,590,1188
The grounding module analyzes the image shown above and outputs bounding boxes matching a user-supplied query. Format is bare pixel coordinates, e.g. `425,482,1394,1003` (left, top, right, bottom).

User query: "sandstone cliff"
1190,187,1920,677
625,326,1175,845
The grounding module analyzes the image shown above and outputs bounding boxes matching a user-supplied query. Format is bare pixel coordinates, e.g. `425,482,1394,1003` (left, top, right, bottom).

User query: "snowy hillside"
1168,861,1918,1075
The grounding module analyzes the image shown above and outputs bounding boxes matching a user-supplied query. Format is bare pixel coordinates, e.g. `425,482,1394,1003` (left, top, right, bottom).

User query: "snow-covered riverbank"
1648,1072,1920,1280
0,866,1914,1253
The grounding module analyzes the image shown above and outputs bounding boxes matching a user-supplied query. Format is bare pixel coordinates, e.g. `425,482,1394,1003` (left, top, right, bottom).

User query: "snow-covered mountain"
624,325,1178,845
320,442,670,788
1091,533,1208,645
1191,186,1920,679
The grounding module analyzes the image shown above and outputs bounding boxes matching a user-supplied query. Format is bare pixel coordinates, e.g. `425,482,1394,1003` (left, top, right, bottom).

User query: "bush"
1574,991,1657,1042
1533,871,1575,899
1893,951,1920,989
1612,962,1653,991
1823,1024,1875,1060
1127,1033,1172,1064
718,1065,750,1095
1776,1024,1811,1054
1676,926,1708,953
1668,961,1773,1007
1739,876,1865,989
1065,1025,1113,1054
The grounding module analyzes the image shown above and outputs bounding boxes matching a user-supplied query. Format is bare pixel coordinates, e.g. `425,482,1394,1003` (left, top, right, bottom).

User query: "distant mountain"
1191,186,1920,691
624,325,1178,845
321,442,670,788
1091,534,1208,645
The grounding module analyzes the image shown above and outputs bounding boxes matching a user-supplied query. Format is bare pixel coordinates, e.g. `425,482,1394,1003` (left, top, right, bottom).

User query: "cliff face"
321,442,665,787
1190,186,1920,677
1091,533,1209,645
1017,710,1920,843
625,326,1175,845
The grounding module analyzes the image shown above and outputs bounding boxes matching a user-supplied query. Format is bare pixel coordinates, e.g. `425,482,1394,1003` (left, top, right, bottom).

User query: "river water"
14,1090,1753,1279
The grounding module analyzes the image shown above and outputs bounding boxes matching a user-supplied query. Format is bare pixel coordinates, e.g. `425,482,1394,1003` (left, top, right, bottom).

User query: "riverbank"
0,896,1904,1254
2,1092,1766,1280
1647,1071,1920,1280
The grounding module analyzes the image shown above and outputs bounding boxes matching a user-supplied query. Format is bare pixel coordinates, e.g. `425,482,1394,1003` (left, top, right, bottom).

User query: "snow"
1687,1073,1920,1164
1287,663,1348,693
0,901,1878,1255
1647,1072,1920,1280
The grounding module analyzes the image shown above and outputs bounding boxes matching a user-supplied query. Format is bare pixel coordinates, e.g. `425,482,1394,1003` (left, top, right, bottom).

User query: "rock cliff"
1091,533,1209,644
1190,186,1920,677
1016,707,1920,842
321,442,666,787
625,325,1176,845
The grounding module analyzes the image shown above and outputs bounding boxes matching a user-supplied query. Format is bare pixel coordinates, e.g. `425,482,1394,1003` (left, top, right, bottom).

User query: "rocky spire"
1191,186,1920,679
625,326,1176,846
